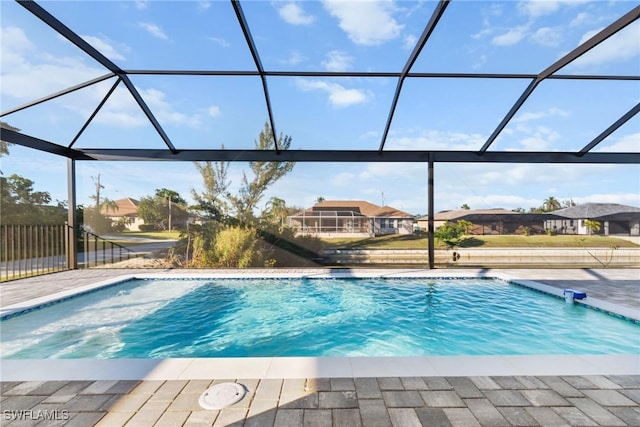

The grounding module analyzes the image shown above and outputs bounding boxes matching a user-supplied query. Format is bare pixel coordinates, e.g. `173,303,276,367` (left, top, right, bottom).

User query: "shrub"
212,226,262,268
434,221,471,247
139,224,157,232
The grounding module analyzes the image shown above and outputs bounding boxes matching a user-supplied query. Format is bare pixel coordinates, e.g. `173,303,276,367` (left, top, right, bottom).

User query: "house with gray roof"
545,203,640,236
416,209,559,235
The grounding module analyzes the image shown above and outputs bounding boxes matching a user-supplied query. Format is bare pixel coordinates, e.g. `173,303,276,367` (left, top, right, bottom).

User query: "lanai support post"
428,155,435,269
67,158,78,269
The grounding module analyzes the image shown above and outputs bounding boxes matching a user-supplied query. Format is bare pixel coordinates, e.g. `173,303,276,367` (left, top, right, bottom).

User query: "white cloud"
207,37,230,48
295,78,369,107
81,35,126,61
530,26,562,47
595,133,640,152
208,105,222,118
141,88,201,127
135,0,148,10
359,162,424,181
138,22,168,40
403,34,417,50
81,85,203,129
473,54,487,69
198,1,211,10
471,26,494,40
570,11,589,27
1,51,103,102
573,192,640,206
518,0,561,18
323,0,403,45
281,50,307,66
277,2,315,25
492,25,529,46
514,107,570,124
460,194,540,211
570,21,640,67
515,126,560,151
518,0,589,19
322,50,353,72
0,26,34,70
386,130,485,151
359,130,378,140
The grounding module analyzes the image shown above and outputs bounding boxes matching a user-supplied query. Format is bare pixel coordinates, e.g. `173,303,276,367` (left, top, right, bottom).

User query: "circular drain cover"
199,383,246,410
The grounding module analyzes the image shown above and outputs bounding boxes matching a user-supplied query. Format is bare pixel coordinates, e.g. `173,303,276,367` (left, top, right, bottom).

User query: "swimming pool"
1,277,639,359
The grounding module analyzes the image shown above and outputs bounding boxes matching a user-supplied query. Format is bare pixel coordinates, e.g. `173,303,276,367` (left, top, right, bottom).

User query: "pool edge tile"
265,357,352,379
178,357,271,380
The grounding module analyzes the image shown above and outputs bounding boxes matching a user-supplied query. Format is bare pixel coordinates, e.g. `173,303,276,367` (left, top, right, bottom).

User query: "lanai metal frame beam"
231,0,279,152
579,103,640,155
379,0,450,151
17,0,177,153
478,5,640,154
75,149,640,163
121,70,640,80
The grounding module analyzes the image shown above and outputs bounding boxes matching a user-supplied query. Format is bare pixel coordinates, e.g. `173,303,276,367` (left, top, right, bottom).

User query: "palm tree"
584,219,601,235
264,197,289,228
100,198,119,215
542,196,561,212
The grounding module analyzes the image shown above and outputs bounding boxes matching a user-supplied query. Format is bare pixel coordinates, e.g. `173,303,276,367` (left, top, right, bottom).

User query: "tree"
434,220,472,247
192,150,231,216
192,122,295,225
139,188,188,230
460,203,470,210
584,219,601,235
316,196,325,204
261,196,289,230
542,196,561,212
0,174,64,224
0,121,18,163
180,123,297,268
228,122,296,223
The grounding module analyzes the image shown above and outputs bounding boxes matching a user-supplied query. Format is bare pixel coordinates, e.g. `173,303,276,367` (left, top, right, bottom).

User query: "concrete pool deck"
1,268,639,426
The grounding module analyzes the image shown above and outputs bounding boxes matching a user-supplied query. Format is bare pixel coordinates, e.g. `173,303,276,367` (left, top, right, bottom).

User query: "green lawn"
323,234,638,249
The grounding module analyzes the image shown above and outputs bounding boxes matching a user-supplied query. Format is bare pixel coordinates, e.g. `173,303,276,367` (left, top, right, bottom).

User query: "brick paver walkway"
2,376,640,426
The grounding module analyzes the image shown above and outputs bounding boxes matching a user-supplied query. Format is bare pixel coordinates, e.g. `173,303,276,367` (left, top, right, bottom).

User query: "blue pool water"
1,278,639,359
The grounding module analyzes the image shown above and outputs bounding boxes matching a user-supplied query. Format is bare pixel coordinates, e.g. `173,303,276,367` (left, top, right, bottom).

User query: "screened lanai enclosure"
1,0,639,274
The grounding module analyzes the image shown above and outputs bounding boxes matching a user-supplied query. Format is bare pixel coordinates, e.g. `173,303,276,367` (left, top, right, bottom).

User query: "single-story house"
546,203,640,236
416,209,559,235
101,198,144,231
287,200,415,238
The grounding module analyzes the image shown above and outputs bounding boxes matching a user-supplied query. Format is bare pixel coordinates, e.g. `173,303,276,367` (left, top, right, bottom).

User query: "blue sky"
1,0,639,215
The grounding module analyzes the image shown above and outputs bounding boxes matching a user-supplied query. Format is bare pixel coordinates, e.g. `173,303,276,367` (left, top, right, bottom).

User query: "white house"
545,203,640,236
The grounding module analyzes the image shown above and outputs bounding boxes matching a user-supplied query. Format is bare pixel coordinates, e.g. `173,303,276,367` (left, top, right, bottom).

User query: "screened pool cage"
1,0,638,269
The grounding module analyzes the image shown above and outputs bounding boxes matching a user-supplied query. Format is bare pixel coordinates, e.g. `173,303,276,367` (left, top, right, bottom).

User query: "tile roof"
310,200,414,218
101,198,140,217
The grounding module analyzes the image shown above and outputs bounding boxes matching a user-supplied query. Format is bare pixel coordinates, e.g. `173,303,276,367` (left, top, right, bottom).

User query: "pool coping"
2,270,639,381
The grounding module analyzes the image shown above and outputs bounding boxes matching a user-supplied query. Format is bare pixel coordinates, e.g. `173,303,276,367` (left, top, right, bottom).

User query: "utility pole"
168,196,172,232
92,173,103,214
